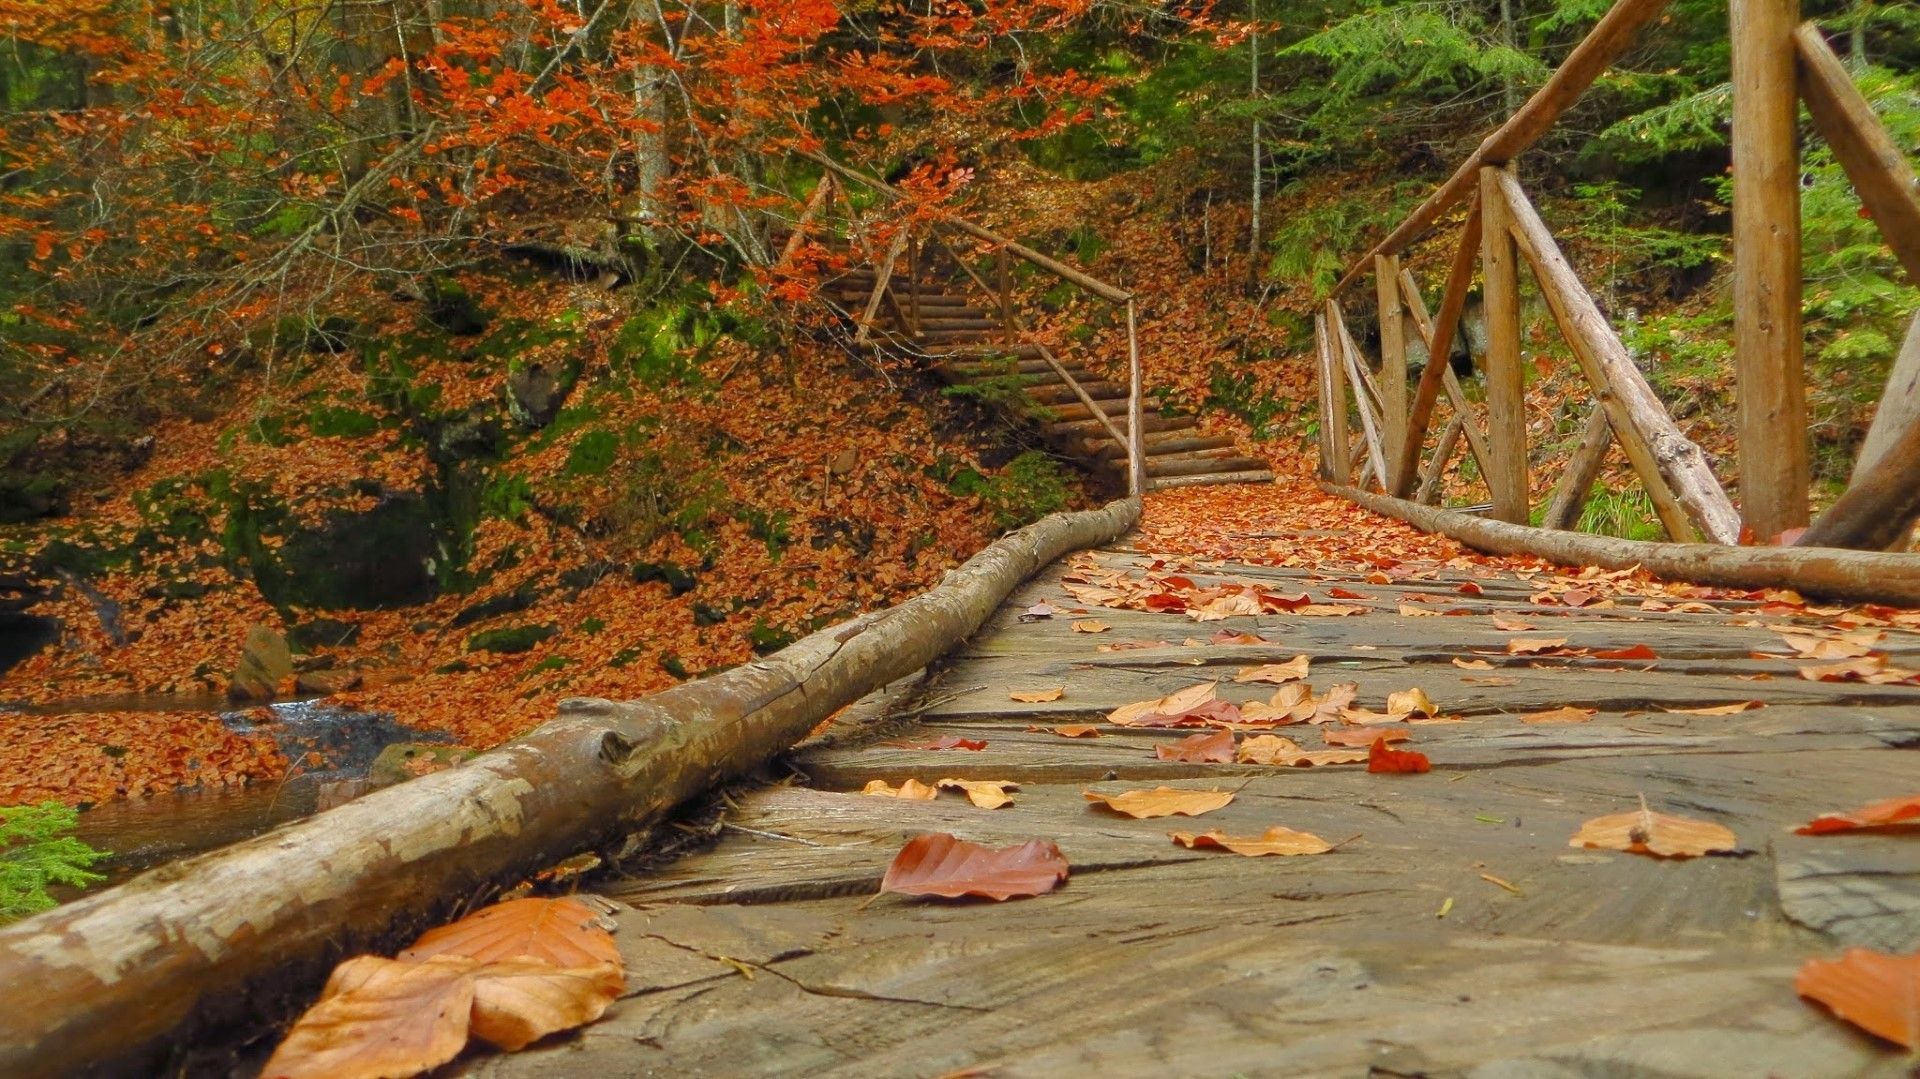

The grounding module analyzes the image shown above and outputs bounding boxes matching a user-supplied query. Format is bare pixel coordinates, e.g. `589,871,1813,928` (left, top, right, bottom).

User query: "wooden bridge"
1,0,1917,1074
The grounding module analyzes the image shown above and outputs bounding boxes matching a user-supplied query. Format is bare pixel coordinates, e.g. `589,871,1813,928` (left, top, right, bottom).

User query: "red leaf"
879,833,1069,901
1592,644,1658,660
1326,587,1372,600
1367,737,1430,774
1154,730,1235,762
1794,792,1920,835
884,736,987,751
1456,581,1484,596
1144,592,1189,612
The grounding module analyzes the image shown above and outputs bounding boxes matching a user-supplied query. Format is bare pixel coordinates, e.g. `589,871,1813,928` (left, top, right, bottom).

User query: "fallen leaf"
1520,706,1596,724
880,833,1068,901
401,898,619,969
1236,734,1303,764
1592,644,1658,661
1070,620,1111,634
1461,675,1519,686
1083,786,1235,818
1794,792,1920,835
1324,726,1410,747
1452,657,1494,670
1038,724,1102,738
1208,629,1269,645
1570,796,1736,858
1386,688,1438,717
1367,738,1431,773
1169,826,1333,857
1022,602,1057,620
1008,687,1064,703
1155,730,1236,762
1795,949,1920,1049
1107,681,1217,725
1492,615,1536,632
1456,581,1484,596
1325,587,1372,600
468,960,626,1052
862,778,940,800
1233,656,1310,684
1507,637,1569,655
1398,603,1440,617
1337,707,1405,726
1660,701,1763,716
937,778,1019,809
883,736,988,751
263,956,478,1079
1098,639,1169,652
1560,588,1599,607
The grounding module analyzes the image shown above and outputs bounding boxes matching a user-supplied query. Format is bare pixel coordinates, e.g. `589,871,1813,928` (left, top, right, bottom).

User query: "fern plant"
1,802,106,922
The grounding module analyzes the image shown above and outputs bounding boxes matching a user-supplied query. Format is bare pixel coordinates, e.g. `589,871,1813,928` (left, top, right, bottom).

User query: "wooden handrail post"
1419,414,1466,504
1543,404,1612,531
1794,22,1920,284
1390,200,1482,497
1479,165,1530,525
1126,300,1146,495
1318,312,1351,485
997,245,1014,345
1730,0,1809,540
1375,254,1408,469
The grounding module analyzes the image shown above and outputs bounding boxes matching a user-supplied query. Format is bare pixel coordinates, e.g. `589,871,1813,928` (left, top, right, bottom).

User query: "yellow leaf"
1107,681,1217,725
862,778,939,800
1386,687,1437,717
1233,656,1311,684
1008,686,1064,702
938,778,1019,809
1169,826,1332,857
1083,786,1234,819
1071,619,1111,633
1570,796,1737,858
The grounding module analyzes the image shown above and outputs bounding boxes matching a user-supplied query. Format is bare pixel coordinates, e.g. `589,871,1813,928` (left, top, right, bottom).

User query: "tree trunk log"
0,498,1141,1078
1326,482,1920,605
1797,403,1920,551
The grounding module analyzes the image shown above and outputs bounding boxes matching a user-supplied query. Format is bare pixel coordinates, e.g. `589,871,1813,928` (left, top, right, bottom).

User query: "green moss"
465,624,557,654
565,429,620,477
306,404,381,439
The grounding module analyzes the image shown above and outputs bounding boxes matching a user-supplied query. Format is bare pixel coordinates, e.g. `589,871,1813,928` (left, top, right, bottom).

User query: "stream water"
5,696,450,891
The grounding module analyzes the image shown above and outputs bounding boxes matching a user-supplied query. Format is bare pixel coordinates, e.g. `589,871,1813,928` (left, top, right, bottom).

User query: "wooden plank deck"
472,528,1920,1078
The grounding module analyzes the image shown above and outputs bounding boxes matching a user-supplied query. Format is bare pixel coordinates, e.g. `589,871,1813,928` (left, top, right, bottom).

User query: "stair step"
915,318,1000,332
1045,413,1194,440
1089,434,1236,462
942,356,1091,375
1149,470,1275,490
1138,454,1271,478
936,365,1101,386
918,329,996,344
1025,381,1127,405
1045,399,1130,422
926,344,1048,360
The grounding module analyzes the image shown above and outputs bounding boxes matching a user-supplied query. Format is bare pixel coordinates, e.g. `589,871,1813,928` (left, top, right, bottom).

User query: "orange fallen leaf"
1456,581,1484,596
1070,620,1111,634
1325,587,1372,600
1398,603,1440,617
1155,730,1235,763
862,778,940,800
1660,701,1763,716
880,833,1068,900
1570,796,1736,858
1169,826,1333,857
1507,637,1569,655
1560,588,1599,607
1008,687,1063,703
1793,792,1920,835
1037,724,1102,739
937,778,1019,809
1233,656,1311,684
1795,949,1920,1049
1520,706,1596,725
1492,615,1536,632
1236,734,1303,764
1452,657,1494,670
1083,786,1235,818
263,956,478,1079
1461,674,1519,686
401,898,619,969
1367,737,1430,773
1324,726,1410,747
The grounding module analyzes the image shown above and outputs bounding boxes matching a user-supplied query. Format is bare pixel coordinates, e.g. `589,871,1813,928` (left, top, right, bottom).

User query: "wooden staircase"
824,263,1275,491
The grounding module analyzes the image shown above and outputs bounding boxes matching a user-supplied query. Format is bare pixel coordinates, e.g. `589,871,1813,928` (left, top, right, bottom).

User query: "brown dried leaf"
1169,826,1333,857
1236,734,1303,764
1107,681,1217,725
401,898,619,970
468,960,626,1052
263,956,477,1079
1570,797,1736,858
937,778,1019,810
1036,724,1102,739
1233,656,1311,684
1083,786,1235,818
1008,687,1064,703
1070,619,1111,634
1386,688,1438,717
1659,701,1763,716
880,833,1068,901
1452,657,1495,670
1154,730,1235,763
1323,726,1410,747
1492,615,1536,632
1507,636,1569,655
862,778,939,800
1520,706,1596,725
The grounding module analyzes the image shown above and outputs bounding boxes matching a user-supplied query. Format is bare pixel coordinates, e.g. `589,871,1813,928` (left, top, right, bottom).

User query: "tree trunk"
0,499,1141,1078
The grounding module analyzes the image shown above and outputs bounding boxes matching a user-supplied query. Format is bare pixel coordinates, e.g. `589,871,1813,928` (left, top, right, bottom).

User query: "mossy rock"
370,743,476,785
451,584,543,628
630,560,696,595
422,278,491,337
466,624,556,654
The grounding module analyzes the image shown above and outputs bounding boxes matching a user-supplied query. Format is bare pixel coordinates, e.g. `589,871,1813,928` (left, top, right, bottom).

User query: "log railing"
788,151,1148,495
1315,0,1920,565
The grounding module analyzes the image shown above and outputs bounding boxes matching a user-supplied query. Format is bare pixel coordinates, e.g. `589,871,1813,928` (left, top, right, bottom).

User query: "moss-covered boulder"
466,624,556,654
